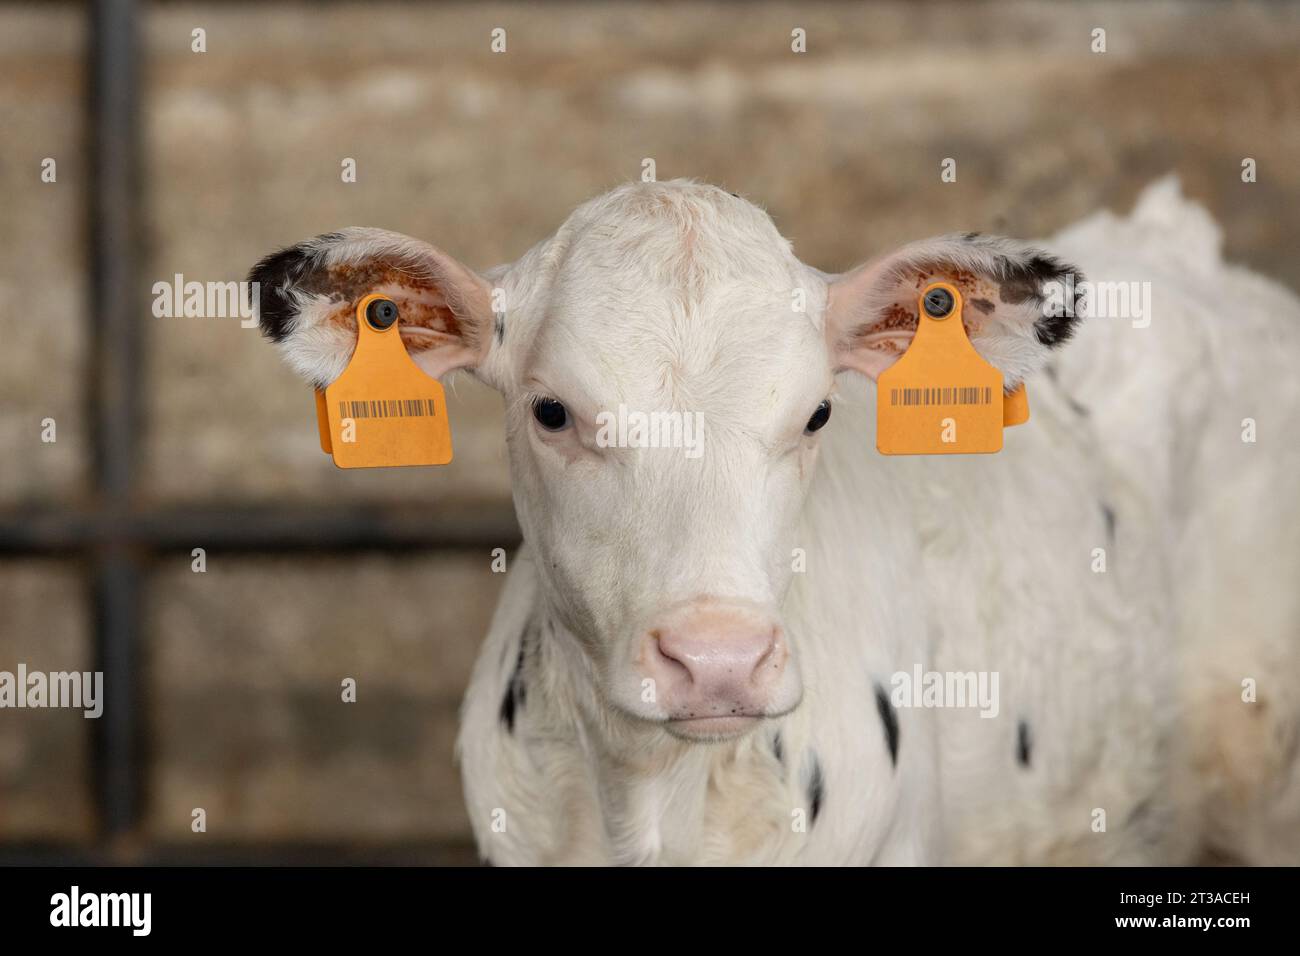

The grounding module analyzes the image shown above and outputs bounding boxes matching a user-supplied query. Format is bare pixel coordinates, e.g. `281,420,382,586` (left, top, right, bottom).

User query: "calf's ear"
824,233,1084,388
248,227,496,388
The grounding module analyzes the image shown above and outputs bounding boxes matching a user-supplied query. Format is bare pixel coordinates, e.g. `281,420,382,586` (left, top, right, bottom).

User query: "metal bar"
133,502,522,552
0,841,482,868
0,503,521,554
5,0,521,860
91,558,142,842
87,0,143,840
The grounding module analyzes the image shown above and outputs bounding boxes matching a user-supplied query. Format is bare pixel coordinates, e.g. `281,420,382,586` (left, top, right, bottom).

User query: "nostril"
643,603,792,715
653,624,785,689
751,627,784,681
649,629,694,683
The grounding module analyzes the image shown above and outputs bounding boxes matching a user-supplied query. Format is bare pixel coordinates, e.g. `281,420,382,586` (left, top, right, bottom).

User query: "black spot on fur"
1102,503,1116,544
995,252,1085,348
804,753,825,824
493,314,505,345
499,678,516,732
499,639,527,733
996,253,1059,305
962,231,981,241
874,682,899,768
772,731,784,765
247,234,342,344
1034,308,1079,348
1017,720,1033,768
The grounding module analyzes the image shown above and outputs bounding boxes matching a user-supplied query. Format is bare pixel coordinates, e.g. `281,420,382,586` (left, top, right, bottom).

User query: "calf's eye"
532,397,569,431
804,400,832,435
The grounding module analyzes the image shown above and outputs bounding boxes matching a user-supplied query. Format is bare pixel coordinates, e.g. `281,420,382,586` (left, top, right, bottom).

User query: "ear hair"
248,227,496,387
827,232,1086,386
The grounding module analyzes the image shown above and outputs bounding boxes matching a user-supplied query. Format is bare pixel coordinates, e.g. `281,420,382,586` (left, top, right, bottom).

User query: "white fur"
262,179,1300,865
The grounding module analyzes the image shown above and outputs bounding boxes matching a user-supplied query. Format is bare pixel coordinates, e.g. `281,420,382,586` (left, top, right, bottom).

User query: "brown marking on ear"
852,274,989,354
314,261,468,353
837,262,1010,370
876,302,917,331
999,276,1040,306
948,268,977,289
398,299,461,338
845,303,916,355
931,266,1001,304
310,260,434,300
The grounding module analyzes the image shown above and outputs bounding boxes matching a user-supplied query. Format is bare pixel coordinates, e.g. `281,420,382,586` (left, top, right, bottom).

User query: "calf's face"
495,191,831,739
251,181,1081,742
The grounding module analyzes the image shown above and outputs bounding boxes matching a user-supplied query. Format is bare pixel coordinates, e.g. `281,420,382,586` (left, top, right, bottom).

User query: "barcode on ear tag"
320,293,454,468
337,398,439,419
876,282,1005,455
890,386,994,407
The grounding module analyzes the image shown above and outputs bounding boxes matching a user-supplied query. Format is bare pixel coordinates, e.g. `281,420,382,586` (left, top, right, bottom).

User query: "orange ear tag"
314,388,333,454
313,293,454,468
1003,383,1030,427
876,282,1006,455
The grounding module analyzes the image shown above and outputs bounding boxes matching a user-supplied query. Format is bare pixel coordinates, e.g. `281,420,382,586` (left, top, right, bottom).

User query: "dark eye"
804,400,831,435
532,397,569,431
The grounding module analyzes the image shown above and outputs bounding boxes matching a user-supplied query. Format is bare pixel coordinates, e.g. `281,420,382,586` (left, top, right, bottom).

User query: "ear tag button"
876,281,1006,455
313,293,454,468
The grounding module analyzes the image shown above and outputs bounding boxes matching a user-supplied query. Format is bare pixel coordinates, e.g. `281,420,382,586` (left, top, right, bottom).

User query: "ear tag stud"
312,293,454,468
876,281,1016,455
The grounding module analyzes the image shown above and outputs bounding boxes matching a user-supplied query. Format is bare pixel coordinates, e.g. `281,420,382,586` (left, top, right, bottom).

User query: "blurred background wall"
1,0,1297,863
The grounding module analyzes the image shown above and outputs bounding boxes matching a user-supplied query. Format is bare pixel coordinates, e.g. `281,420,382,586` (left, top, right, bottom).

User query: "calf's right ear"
248,227,497,388
823,233,1085,389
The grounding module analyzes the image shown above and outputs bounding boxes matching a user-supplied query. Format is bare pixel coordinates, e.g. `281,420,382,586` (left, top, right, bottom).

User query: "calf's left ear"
824,233,1084,388
248,227,497,389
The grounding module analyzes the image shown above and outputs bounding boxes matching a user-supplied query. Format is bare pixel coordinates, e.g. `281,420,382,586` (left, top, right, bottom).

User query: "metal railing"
0,0,515,865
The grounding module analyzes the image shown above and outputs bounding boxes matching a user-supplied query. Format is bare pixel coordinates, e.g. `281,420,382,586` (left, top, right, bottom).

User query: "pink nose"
641,602,787,721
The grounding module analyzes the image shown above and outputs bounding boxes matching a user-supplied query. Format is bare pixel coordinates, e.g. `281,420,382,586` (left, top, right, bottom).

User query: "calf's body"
461,350,1160,865
252,178,1300,865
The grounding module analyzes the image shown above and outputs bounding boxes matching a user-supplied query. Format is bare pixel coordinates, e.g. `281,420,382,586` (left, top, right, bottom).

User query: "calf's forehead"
524,182,830,408
548,181,811,302
536,278,829,412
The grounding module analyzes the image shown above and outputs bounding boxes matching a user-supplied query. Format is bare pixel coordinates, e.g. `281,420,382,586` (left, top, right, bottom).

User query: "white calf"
251,178,1300,865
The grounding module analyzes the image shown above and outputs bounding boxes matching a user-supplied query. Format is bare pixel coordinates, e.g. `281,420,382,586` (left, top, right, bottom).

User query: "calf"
251,178,1300,865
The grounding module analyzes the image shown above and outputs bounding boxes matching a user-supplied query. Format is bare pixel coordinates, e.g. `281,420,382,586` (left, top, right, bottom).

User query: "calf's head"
251,181,1081,742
